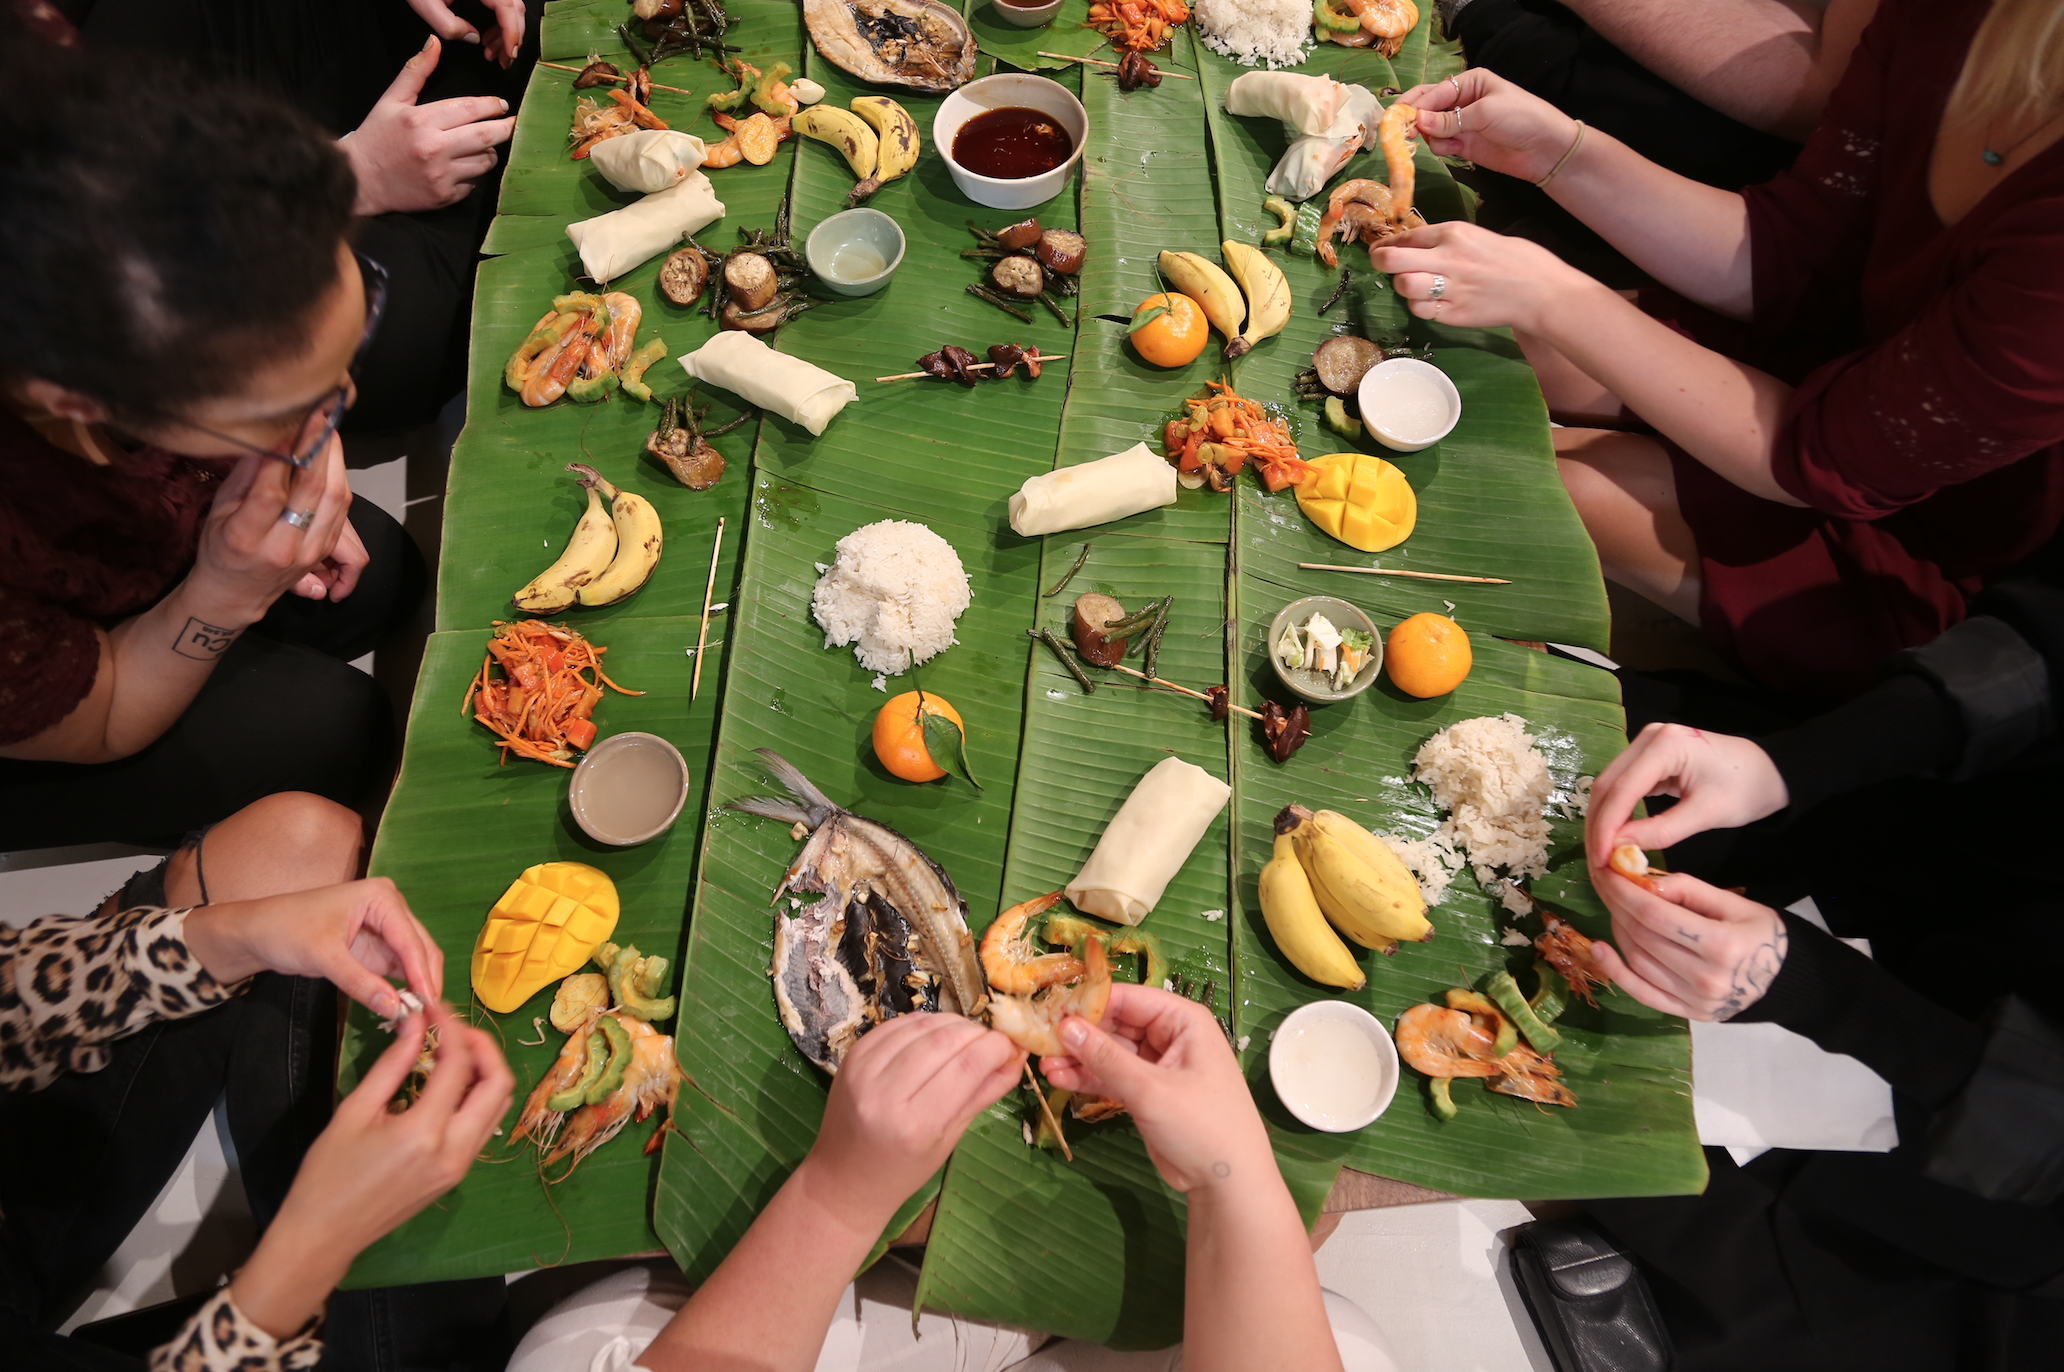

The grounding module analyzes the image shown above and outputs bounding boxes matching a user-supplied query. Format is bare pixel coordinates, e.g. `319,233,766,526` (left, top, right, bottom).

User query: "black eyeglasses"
125,251,389,469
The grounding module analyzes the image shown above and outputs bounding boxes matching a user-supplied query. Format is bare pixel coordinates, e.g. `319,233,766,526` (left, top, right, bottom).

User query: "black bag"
1510,1218,1673,1372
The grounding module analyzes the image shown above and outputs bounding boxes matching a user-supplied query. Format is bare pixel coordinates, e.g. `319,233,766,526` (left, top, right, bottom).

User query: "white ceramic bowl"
933,73,1088,211
1357,357,1462,452
569,731,690,847
991,0,1064,25
1267,594,1383,706
1268,1000,1400,1133
805,208,907,297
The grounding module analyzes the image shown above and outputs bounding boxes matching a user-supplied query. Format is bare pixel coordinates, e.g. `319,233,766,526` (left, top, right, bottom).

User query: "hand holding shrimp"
1592,866,1789,1022
1370,219,1598,330
1586,722,1792,870
1394,67,1584,184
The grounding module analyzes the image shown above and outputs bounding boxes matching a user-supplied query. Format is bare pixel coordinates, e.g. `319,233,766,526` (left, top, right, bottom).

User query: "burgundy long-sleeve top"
1671,0,2064,699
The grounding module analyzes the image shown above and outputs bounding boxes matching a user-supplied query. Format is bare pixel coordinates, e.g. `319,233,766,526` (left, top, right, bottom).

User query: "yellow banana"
1277,804,1435,949
514,480,617,613
568,463,663,607
1310,809,1427,911
1220,239,1291,358
848,96,919,202
793,105,877,189
1259,831,1366,990
1157,250,1245,343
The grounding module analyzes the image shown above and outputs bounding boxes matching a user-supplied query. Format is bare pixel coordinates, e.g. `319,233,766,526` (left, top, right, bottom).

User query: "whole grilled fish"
730,749,987,1072
802,0,975,94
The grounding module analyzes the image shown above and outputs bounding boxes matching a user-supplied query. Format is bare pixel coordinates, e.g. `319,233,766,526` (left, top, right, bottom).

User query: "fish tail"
752,748,838,818
728,796,814,826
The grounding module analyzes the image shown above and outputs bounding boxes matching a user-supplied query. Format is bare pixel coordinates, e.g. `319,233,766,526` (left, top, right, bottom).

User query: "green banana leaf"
970,0,1109,70
339,617,731,1285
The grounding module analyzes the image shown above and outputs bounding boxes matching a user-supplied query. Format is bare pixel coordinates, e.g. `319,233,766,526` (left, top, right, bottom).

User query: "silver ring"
1428,274,1447,300
1447,74,1462,94
281,507,317,529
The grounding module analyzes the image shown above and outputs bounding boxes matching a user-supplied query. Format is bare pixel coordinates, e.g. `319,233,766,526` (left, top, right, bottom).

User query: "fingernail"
423,35,436,50
499,98,510,113
1060,1019,1087,1049
460,31,481,44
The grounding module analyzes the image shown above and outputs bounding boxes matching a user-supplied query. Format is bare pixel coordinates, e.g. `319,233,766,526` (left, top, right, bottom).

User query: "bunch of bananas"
1258,804,1432,989
1156,240,1291,360
515,464,664,612
793,96,920,206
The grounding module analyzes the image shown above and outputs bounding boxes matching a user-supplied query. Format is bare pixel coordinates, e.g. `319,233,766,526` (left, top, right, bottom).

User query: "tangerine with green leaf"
872,691,965,784
1128,292,1208,368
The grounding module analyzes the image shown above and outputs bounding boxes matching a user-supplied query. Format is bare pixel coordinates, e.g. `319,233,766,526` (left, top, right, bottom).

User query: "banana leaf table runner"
338,0,1705,1335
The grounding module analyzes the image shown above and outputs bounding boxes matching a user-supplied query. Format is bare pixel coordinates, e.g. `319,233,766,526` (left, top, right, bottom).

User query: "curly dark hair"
0,36,358,415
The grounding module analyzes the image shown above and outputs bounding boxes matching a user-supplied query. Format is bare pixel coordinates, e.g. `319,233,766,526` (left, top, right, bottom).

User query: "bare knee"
174,792,364,904
250,793,364,879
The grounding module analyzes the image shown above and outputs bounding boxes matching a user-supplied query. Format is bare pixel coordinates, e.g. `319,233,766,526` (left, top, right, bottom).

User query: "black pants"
59,0,546,431
0,496,424,849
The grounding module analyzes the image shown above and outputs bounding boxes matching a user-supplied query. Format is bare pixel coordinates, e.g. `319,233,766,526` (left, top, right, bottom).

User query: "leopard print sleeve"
0,904,247,1092
150,1288,323,1372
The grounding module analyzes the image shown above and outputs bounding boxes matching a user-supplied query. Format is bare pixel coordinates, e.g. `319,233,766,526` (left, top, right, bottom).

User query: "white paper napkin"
1691,899,1898,1166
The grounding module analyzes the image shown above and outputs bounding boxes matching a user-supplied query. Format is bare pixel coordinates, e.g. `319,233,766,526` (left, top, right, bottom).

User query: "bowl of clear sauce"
1357,357,1461,452
804,208,907,297
1268,1000,1399,1133
569,731,691,847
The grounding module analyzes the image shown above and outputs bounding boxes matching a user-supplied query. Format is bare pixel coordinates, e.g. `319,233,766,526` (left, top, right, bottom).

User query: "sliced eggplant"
658,246,709,306
991,256,1045,299
725,251,778,311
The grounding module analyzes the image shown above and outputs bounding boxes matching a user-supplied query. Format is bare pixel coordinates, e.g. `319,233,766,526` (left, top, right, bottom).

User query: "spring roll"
677,331,857,437
587,129,709,194
1066,758,1231,925
566,173,725,283
1224,70,1345,137
1008,443,1177,537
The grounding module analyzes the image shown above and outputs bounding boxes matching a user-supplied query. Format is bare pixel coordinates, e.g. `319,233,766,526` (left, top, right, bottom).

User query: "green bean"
1142,596,1174,680
1043,544,1092,598
1028,629,1096,694
968,284,1032,323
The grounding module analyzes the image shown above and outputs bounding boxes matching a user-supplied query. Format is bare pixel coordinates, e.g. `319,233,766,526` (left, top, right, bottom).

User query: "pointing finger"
382,35,443,107
424,95,512,132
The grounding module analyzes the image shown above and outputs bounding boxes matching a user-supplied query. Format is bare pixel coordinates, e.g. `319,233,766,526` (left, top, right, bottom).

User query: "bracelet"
1535,120,1586,188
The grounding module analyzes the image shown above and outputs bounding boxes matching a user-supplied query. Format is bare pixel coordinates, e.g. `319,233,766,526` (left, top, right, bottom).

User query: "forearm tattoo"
172,617,241,661
1713,920,1788,1021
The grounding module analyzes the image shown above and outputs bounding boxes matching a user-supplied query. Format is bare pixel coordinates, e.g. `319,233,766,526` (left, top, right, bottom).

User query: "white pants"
506,1258,1400,1372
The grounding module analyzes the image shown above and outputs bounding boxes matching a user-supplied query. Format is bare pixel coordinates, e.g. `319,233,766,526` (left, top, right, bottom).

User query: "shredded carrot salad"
463,620,642,768
1161,379,1315,492
1087,0,1189,53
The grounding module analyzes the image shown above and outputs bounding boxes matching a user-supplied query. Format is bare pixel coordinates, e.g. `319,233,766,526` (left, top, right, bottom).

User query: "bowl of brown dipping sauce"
934,73,1087,210
569,731,690,847
991,0,1064,27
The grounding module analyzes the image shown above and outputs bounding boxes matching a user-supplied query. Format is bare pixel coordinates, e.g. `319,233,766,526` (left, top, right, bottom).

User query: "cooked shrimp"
1378,101,1419,221
1348,0,1415,37
1317,180,1397,267
1536,914,1613,1007
545,1015,683,1170
1486,1043,1577,1107
512,1015,597,1148
1608,842,1660,893
1394,1002,1504,1079
600,292,642,372
990,936,1112,1057
980,891,1084,996
701,135,743,169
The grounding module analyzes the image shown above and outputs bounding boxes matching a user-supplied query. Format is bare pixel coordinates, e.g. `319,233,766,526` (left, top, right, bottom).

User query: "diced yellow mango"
1293,452,1417,552
470,862,620,1014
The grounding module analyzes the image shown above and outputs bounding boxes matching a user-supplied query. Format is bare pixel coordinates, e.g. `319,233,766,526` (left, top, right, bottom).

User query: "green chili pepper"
1480,968,1564,1053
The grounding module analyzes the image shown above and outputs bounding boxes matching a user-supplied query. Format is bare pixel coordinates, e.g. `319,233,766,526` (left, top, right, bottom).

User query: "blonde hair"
1948,0,2064,124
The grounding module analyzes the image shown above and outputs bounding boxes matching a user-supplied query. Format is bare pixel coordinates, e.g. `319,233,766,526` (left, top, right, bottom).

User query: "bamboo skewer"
1024,1064,1072,1162
692,517,725,700
876,354,1070,382
1106,661,1266,721
538,59,698,96
1299,562,1512,585
1036,51,1196,79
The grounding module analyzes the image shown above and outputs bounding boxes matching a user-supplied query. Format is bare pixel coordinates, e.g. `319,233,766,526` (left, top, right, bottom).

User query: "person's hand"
1397,67,1583,184
797,1014,1022,1231
1369,219,1601,331
1591,868,1789,1021
339,37,516,216
229,1004,513,1336
1039,984,1272,1194
187,439,356,626
405,0,527,67
182,877,444,1019
294,509,369,602
1587,722,1790,868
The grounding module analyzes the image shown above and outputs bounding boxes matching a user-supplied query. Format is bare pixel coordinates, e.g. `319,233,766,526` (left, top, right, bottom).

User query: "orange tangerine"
1385,613,1472,698
871,691,965,783
1129,292,1209,368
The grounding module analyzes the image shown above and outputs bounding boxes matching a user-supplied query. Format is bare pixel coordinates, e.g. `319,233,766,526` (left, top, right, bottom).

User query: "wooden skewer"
876,353,1070,383
692,517,725,700
1036,50,1196,79
1299,562,1512,585
1024,1063,1072,1163
538,60,699,97
1106,662,1266,720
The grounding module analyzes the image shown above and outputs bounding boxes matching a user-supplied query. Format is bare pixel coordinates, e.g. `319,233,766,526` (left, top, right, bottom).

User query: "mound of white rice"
1195,0,1315,69
810,520,970,675
1379,713,1556,916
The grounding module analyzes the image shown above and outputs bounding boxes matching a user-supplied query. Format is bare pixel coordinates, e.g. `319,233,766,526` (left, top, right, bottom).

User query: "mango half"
1294,452,1417,553
471,861,620,1014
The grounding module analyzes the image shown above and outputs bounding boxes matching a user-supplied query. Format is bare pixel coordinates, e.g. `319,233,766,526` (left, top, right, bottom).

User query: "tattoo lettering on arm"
172,617,241,661
1713,921,1788,1021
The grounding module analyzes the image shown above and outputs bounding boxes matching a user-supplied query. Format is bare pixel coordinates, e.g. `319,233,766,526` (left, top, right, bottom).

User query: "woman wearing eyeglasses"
0,38,426,848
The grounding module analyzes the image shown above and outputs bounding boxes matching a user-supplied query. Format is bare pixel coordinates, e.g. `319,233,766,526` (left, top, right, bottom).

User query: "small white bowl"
1357,357,1462,452
1268,1000,1399,1133
933,73,1088,211
991,0,1064,25
805,208,906,297
569,731,690,847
